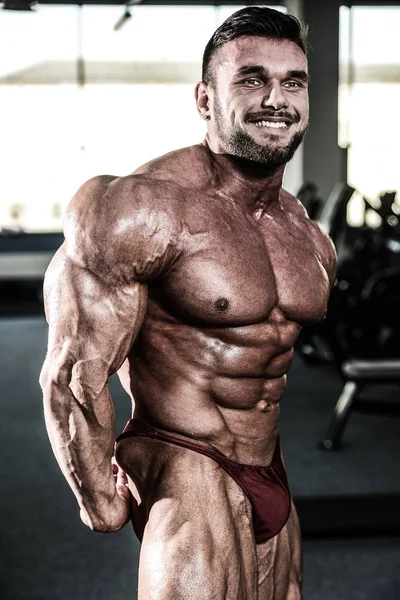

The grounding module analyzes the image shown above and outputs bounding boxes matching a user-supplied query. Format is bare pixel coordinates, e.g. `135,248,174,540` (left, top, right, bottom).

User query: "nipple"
214,297,229,312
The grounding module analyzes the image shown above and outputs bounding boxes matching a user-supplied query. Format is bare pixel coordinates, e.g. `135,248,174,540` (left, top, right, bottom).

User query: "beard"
213,98,308,170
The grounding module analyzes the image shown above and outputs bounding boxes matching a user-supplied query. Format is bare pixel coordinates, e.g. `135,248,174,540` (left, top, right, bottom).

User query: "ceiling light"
113,0,143,32
114,6,132,32
1,0,37,10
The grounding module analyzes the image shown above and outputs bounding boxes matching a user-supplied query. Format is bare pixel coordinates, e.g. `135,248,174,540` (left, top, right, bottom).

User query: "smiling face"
204,36,309,168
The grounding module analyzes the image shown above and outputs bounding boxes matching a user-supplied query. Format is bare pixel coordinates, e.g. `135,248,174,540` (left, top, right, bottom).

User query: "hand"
108,456,133,530
113,457,145,541
112,456,131,505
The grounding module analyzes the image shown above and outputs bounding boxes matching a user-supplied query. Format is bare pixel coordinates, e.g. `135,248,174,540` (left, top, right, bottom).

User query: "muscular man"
40,7,336,599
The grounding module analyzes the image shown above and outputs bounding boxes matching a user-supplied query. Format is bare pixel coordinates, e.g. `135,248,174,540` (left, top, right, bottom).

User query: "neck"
201,137,285,214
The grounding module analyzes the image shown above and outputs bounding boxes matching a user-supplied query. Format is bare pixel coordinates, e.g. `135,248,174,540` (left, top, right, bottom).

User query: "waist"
117,417,282,470
131,402,280,466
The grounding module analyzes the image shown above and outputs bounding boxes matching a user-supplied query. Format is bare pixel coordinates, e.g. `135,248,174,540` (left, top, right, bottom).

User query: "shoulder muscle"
64,175,183,285
281,188,337,286
306,219,337,287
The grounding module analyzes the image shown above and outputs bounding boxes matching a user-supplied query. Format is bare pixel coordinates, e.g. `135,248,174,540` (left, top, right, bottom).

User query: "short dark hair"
202,6,308,86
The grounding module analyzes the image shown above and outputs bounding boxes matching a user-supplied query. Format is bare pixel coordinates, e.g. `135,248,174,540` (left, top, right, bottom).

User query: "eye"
244,78,263,86
283,81,303,89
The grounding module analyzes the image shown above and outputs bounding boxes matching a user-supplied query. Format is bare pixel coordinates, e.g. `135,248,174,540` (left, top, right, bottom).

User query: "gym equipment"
317,181,355,248
319,267,400,449
296,183,400,449
320,358,400,450
297,181,324,221
297,185,400,366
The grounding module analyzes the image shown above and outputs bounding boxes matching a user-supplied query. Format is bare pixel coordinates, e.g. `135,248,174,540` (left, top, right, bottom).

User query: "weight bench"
320,359,400,450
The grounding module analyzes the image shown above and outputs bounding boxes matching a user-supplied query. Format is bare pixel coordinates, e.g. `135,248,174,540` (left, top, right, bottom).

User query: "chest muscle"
151,208,329,326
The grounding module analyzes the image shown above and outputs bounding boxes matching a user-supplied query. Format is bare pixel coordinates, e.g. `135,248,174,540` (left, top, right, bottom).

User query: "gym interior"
1,1,399,598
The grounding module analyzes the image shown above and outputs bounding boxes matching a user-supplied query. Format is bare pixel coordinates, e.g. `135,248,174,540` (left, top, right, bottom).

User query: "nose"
261,82,288,111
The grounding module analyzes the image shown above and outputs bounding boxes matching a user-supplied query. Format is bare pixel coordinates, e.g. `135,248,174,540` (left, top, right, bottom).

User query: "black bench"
320,359,400,450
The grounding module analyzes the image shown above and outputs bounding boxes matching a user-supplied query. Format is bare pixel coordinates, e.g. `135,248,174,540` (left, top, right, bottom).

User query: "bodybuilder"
40,7,336,600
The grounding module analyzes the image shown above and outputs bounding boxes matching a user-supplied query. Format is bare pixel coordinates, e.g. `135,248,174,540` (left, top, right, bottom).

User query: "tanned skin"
40,36,336,599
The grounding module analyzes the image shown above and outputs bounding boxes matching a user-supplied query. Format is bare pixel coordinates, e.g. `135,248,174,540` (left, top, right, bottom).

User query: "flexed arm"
39,175,182,531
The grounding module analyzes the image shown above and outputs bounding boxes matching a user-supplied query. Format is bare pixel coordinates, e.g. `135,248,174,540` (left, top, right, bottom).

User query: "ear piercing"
203,115,211,121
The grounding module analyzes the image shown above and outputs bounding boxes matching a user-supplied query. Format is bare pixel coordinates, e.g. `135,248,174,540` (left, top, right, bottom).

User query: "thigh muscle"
256,500,302,600
120,438,259,600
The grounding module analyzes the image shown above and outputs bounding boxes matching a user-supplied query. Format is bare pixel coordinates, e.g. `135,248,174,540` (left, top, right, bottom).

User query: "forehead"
215,36,308,77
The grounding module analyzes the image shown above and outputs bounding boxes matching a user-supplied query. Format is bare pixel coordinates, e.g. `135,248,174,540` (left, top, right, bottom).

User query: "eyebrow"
235,65,309,83
287,69,309,83
235,65,266,77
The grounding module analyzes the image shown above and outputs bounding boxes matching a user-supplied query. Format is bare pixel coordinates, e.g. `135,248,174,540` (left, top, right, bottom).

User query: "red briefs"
116,419,291,544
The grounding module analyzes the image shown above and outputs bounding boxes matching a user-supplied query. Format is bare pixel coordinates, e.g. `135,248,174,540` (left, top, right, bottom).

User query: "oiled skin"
40,36,337,600
120,143,333,459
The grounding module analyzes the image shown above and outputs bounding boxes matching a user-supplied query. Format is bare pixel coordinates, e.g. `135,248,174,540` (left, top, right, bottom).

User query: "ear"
194,81,210,119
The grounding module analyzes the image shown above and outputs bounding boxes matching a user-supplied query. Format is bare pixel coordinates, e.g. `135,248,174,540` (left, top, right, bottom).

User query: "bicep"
44,244,147,382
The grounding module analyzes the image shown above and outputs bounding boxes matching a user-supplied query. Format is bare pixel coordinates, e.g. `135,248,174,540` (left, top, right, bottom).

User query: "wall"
302,0,342,202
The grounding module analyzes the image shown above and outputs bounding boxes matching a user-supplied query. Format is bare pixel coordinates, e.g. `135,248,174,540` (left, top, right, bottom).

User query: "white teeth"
254,120,288,128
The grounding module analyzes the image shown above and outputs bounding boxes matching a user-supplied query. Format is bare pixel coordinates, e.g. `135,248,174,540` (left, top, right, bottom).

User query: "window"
339,5,400,224
1,4,285,233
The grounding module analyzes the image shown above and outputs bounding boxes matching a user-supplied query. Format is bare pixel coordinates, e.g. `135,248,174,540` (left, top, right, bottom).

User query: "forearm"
40,365,120,530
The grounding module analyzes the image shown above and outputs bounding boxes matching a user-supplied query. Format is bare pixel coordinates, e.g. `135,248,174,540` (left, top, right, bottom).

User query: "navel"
257,400,272,412
214,297,230,312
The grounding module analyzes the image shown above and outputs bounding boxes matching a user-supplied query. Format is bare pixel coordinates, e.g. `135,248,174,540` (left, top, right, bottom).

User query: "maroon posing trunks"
116,419,291,544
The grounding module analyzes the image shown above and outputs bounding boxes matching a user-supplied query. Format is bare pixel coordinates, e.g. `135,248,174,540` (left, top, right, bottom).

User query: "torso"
117,144,333,465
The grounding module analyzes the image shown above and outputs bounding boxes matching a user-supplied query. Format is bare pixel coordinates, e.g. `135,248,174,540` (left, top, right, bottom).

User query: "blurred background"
1,1,399,599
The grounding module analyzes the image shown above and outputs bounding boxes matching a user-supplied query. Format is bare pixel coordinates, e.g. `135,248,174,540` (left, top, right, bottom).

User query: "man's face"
208,36,309,168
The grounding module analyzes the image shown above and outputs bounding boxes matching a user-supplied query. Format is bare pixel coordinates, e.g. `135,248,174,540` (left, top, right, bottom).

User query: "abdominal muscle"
118,314,300,466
